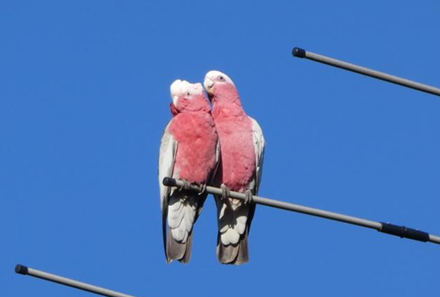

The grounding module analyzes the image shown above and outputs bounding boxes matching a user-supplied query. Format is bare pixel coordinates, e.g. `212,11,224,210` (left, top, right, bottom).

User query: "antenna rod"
15,265,141,297
292,47,440,97
163,177,440,245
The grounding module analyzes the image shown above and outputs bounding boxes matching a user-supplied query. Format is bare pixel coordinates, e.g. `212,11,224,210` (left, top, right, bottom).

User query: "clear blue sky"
2,1,440,296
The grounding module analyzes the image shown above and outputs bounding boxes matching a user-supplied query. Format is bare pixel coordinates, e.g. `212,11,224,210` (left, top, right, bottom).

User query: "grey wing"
250,117,265,195
158,121,178,258
210,139,221,186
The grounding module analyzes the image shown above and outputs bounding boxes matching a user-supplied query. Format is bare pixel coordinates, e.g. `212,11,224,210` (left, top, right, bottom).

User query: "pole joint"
379,222,430,242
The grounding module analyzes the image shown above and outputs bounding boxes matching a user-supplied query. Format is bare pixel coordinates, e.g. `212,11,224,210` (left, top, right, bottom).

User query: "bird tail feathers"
215,196,251,265
165,190,207,264
217,227,249,265
166,227,193,264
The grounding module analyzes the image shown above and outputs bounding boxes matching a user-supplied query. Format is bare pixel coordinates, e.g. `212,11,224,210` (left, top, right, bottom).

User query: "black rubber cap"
15,264,29,275
162,177,176,187
292,47,306,58
380,223,430,242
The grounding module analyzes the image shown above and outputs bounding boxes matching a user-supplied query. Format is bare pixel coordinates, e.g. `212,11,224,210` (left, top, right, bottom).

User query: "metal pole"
15,265,141,297
163,177,440,245
292,47,440,97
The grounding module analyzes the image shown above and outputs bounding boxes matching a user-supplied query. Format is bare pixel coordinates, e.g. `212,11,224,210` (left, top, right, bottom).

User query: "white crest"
170,80,204,106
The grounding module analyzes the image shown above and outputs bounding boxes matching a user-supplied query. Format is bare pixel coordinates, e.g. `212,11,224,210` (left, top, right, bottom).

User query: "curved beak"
172,95,179,107
170,80,183,107
203,77,214,98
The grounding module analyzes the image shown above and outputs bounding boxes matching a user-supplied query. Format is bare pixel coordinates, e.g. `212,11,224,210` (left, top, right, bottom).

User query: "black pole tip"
15,264,29,275
162,177,177,187
292,47,306,58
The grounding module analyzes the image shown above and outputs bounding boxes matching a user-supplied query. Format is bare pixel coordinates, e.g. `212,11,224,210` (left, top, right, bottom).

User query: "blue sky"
2,1,440,296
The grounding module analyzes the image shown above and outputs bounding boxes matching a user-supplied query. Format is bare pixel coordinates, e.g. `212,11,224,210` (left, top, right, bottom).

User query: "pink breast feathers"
169,112,218,184
216,115,256,192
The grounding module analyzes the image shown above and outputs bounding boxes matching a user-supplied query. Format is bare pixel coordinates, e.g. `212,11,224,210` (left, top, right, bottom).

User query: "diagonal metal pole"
163,177,440,245
292,47,440,97
15,265,141,297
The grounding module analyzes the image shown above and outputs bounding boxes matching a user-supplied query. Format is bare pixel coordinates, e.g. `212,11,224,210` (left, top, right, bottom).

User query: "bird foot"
198,183,207,195
180,179,191,190
221,184,231,200
220,184,234,210
244,190,253,205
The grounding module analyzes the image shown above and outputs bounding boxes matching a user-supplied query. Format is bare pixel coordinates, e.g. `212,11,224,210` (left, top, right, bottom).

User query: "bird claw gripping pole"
179,179,191,191
219,184,234,210
162,177,440,245
198,183,207,195
220,184,231,201
243,190,254,205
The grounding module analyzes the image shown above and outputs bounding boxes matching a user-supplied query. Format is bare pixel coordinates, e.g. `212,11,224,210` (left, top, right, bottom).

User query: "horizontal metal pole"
292,47,440,97
15,265,140,297
429,234,440,244
163,177,439,245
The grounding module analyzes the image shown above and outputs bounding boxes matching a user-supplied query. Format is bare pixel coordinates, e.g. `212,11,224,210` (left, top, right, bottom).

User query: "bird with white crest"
204,70,265,265
159,79,219,263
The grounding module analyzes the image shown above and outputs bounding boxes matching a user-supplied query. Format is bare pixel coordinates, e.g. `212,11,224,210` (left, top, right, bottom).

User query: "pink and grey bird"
204,70,265,265
158,80,219,263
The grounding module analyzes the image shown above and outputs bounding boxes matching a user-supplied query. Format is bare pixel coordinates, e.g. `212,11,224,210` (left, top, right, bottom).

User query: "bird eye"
186,92,191,96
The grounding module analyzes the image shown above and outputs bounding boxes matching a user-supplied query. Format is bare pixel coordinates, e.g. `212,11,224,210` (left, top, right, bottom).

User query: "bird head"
169,80,210,115
203,70,235,99
203,70,241,106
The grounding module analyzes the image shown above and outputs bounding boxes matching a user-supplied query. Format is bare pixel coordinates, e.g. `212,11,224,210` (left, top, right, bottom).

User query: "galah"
158,79,219,263
204,70,265,265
